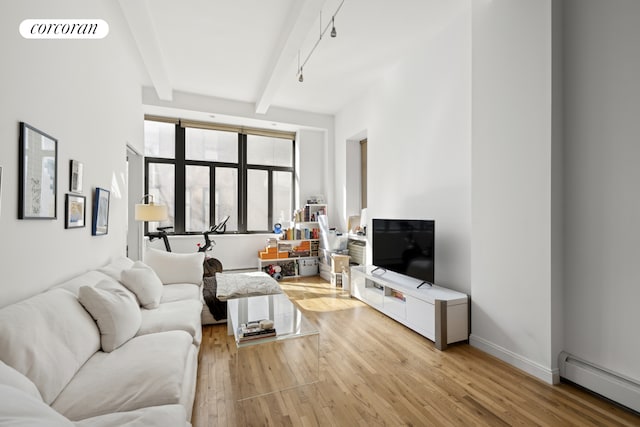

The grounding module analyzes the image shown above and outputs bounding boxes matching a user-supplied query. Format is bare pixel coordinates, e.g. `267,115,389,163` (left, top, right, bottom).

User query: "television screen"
372,219,434,284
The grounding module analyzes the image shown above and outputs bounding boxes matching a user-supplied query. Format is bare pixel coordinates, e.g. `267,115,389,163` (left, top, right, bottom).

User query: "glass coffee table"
227,293,319,400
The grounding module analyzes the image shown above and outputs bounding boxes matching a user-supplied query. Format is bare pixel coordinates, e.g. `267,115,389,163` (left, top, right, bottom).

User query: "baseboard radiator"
559,351,640,413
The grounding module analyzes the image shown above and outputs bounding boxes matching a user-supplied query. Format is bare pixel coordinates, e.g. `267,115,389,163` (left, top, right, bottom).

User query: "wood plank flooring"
192,276,640,426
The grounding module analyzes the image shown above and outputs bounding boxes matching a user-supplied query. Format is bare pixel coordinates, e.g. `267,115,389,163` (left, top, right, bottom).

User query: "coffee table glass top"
227,293,319,347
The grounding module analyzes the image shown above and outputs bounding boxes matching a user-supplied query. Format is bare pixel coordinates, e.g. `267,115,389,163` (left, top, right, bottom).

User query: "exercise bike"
147,216,230,277
146,215,230,253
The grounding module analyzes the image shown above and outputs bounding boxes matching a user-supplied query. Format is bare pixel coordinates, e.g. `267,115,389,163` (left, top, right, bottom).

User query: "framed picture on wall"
65,194,86,229
92,187,110,236
69,159,83,193
18,122,58,219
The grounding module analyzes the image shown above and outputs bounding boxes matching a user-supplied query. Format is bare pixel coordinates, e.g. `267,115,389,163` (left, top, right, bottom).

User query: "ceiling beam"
118,0,173,101
254,0,327,115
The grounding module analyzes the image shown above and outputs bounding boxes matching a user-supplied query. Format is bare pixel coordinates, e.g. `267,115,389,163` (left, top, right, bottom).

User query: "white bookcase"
350,265,469,350
257,204,326,279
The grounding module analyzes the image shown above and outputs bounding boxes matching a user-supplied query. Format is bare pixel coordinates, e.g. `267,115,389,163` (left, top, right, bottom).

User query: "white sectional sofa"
0,250,205,426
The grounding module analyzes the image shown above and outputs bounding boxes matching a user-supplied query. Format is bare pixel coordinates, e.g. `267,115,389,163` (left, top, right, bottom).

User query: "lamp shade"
135,203,168,222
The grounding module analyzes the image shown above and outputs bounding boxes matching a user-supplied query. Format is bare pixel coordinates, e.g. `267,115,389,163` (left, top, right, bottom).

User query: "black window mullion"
239,134,247,233
267,170,274,231
175,124,186,233
292,139,296,210
209,165,215,229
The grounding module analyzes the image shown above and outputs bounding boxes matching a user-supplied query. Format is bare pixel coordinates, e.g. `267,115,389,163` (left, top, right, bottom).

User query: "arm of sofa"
143,249,204,285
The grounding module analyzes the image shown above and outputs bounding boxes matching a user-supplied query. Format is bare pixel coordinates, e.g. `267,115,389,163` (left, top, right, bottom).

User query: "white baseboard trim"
470,334,559,384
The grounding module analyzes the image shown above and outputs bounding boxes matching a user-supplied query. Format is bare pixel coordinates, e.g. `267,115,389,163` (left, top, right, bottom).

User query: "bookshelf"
258,203,327,279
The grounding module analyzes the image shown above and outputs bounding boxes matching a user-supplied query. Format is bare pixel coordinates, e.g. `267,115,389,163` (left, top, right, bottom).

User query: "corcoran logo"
19,19,109,39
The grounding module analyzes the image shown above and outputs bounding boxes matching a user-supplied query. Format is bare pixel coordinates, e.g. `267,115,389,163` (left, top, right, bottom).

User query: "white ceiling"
120,0,463,116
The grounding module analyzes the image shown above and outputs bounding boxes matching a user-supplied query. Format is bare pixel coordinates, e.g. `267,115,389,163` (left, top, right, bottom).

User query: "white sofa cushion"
161,283,202,303
0,289,100,404
54,270,118,296
51,331,193,421
138,299,203,345
0,385,74,427
144,248,204,284
73,404,188,427
120,261,164,309
0,360,42,401
97,256,135,281
78,282,142,352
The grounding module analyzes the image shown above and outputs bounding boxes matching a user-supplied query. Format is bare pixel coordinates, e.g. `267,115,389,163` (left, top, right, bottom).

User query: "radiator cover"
559,351,640,413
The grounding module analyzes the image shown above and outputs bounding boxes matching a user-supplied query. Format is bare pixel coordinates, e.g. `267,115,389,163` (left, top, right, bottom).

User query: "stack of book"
237,320,276,342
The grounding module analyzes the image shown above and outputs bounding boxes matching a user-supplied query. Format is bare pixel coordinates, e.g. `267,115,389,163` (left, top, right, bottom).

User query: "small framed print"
70,160,83,193
65,194,86,229
92,187,110,236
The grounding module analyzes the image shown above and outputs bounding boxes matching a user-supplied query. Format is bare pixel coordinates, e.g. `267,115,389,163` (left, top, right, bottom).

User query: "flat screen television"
372,218,435,285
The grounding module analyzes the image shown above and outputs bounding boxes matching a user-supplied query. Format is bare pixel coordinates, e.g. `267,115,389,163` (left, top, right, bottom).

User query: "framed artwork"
70,160,83,193
18,122,58,219
65,194,86,229
92,187,110,236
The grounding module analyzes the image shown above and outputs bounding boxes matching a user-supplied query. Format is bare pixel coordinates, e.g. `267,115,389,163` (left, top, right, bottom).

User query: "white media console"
350,265,469,350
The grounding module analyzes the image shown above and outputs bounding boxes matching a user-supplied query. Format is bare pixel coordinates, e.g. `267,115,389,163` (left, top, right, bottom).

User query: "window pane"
215,167,238,232
144,121,175,158
247,135,293,167
247,169,268,231
147,163,174,232
185,166,209,232
273,171,292,225
186,128,237,162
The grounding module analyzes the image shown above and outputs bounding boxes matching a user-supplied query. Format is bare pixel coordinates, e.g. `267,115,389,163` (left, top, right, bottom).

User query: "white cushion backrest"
0,385,73,427
97,257,135,281
143,248,204,284
120,261,164,309
0,289,100,404
0,360,42,401
53,270,118,296
78,281,142,352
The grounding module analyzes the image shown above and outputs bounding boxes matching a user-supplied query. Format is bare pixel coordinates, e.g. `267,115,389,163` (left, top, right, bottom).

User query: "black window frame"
144,121,295,235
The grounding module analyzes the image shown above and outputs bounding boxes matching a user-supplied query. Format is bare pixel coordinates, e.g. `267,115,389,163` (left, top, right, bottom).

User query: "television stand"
350,265,469,350
417,281,432,289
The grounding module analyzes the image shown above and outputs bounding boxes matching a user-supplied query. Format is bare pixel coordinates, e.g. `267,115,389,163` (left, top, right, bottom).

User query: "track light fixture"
297,0,344,83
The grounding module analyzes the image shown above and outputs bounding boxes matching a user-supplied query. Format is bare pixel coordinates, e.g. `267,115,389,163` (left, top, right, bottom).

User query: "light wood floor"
192,276,640,426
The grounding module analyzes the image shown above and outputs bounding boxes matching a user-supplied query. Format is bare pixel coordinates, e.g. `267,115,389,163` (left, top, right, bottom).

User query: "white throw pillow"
120,261,164,309
144,248,204,284
78,282,141,352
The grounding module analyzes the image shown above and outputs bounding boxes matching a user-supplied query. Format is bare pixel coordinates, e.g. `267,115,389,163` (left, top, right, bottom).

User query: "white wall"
0,0,145,307
334,5,471,295
563,0,640,383
471,0,560,383
297,129,327,209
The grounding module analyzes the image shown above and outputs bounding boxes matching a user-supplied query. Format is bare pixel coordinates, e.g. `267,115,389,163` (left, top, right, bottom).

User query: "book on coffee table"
238,320,276,342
